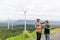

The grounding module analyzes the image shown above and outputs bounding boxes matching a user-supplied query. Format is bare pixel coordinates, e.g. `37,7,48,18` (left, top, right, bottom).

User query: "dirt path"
51,31,60,40
33,31,60,40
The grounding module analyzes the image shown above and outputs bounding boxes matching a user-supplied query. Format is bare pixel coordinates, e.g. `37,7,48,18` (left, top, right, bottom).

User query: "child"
35,19,42,40
44,20,50,40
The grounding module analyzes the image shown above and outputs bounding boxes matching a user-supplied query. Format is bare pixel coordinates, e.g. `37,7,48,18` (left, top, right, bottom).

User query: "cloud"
0,0,60,21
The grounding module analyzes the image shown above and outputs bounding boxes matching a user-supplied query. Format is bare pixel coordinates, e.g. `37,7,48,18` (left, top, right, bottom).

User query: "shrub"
23,31,30,38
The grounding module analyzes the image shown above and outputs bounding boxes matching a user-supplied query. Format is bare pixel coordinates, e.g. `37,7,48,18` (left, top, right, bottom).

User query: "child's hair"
45,20,49,23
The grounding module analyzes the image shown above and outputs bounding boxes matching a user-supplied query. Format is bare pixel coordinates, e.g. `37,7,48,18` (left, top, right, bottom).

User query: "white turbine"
8,18,10,29
24,11,27,31
11,21,13,30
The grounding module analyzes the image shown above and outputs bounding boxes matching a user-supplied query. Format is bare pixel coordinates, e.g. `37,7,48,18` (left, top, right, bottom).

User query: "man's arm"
41,22,45,24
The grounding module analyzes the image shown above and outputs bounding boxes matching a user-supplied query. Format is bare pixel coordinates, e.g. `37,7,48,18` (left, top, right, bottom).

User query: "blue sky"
0,0,60,21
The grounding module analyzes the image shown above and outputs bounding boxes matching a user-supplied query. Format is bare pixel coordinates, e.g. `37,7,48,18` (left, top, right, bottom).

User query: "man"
35,19,42,40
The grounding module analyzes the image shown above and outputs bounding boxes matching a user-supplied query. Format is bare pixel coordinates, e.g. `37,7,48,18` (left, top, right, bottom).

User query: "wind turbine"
8,18,10,29
24,10,27,31
11,21,13,30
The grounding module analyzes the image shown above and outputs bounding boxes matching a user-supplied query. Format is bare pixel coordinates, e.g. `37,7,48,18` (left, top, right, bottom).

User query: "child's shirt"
44,24,50,34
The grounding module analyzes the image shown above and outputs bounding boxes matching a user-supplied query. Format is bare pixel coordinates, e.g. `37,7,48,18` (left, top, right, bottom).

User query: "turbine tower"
11,21,13,30
24,10,27,31
8,18,10,29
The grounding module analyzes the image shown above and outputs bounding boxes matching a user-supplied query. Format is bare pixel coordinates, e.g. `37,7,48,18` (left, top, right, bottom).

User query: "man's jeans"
36,32,41,40
45,34,50,40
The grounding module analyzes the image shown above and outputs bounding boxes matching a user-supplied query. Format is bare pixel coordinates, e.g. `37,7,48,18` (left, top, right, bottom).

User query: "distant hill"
0,20,60,26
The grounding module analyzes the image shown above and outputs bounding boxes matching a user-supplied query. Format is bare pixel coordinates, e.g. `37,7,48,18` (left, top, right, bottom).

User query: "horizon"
0,19,60,21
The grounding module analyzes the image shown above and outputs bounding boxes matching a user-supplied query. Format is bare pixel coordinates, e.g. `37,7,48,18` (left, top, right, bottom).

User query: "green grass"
50,27,60,35
6,26,60,40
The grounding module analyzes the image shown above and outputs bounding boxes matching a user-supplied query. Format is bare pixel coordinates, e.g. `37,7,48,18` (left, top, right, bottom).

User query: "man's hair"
36,19,40,22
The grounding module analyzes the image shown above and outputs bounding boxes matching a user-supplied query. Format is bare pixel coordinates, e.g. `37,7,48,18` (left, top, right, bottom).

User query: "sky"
0,0,60,21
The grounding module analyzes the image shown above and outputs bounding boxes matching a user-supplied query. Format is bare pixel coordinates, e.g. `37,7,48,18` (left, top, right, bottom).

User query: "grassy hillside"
0,25,60,40
0,25,35,40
